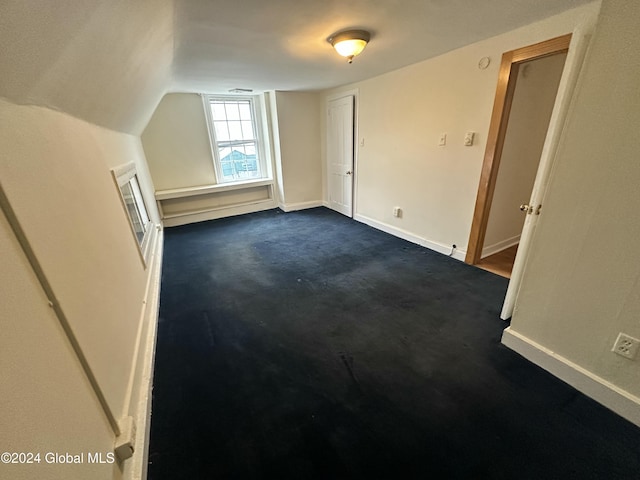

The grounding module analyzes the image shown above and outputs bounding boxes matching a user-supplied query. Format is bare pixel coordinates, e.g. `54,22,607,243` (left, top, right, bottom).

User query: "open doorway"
466,35,571,278
478,53,568,277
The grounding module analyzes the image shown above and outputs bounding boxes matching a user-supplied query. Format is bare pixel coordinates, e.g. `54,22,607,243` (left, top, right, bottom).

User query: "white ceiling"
0,0,174,134
0,0,594,134
173,0,593,94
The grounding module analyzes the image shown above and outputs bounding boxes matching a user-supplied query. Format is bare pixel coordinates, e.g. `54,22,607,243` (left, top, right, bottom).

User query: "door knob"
346,171,352,175
520,204,542,215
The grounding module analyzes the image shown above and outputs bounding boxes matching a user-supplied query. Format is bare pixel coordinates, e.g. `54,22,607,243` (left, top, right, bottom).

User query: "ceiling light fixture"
328,29,371,64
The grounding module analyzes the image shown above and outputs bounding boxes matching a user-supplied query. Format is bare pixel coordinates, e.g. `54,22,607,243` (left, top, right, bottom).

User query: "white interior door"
501,28,593,320
327,95,354,217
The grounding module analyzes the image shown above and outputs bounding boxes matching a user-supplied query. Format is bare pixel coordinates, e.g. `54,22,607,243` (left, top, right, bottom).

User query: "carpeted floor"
148,207,640,479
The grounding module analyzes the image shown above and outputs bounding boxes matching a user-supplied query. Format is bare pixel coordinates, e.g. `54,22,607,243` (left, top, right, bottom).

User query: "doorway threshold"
476,244,518,278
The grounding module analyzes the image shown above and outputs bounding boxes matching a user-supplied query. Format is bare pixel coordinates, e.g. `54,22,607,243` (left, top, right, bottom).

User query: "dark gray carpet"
148,207,640,479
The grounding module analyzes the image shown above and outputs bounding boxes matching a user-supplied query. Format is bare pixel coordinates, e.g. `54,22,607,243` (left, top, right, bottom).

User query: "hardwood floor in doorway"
476,244,518,278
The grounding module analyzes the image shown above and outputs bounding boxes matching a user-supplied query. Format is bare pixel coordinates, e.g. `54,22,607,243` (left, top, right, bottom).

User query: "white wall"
0,212,120,480
321,3,601,257
0,2,173,478
483,52,567,256
142,91,323,221
0,99,159,415
0,98,164,478
142,93,279,224
273,91,323,210
505,0,640,423
141,93,217,190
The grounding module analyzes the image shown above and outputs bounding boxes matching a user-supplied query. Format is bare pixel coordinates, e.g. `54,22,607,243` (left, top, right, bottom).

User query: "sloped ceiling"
0,0,594,134
173,0,594,94
0,0,174,135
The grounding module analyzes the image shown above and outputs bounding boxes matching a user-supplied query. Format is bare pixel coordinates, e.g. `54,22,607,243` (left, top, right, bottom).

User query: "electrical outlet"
612,333,640,359
393,206,402,218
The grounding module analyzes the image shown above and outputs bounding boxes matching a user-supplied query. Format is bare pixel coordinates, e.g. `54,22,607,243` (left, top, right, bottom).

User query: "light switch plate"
464,131,475,146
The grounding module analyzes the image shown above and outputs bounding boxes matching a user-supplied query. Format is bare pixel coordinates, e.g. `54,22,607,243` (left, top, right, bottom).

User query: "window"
203,96,266,183
112,163,153,264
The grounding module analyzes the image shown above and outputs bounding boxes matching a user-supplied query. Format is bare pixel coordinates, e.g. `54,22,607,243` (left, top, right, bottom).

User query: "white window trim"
111,162,154,267
202,94,269,184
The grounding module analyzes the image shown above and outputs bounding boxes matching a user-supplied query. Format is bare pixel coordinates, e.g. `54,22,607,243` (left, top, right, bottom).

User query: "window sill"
155,178,274,201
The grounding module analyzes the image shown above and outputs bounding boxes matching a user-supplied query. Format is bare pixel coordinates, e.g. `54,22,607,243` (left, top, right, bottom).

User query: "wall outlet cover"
612,333,640,360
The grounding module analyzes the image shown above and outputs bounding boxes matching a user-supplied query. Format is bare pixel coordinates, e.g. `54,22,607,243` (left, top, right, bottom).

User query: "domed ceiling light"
328,29,371,64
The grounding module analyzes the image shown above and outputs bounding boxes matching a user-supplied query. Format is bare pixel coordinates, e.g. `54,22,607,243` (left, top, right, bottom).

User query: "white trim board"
502,327,640,427
354,213,466,261
162,200,277,227
155,179,274,201
122,225,163,480
279,200,324,212
481,235,520,259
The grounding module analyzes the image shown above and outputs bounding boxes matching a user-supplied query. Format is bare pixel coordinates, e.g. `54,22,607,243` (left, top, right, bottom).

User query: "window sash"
204,95,266,184
111,162,153,266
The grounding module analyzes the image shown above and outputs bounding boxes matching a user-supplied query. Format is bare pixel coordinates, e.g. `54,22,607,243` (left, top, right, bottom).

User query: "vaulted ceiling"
0,0,594,134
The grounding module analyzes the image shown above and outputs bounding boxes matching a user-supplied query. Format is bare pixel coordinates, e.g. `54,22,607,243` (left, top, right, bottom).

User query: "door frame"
326,89,359,217
465,34,572,265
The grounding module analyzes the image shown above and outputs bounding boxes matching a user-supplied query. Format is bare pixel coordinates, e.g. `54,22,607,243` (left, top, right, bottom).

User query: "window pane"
228,121,243,141
207,96,264,183
130,176,150,226
238,102,252,120
244,144,256,157
241,121,254,139
217,141,260,181
219,159,236,181
120,182,145,243
225,102,240,121
211,102,226,120
214,121,230,141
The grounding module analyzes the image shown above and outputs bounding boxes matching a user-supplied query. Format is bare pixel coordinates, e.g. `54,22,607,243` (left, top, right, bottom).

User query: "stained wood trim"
465,34,572,265
511,34,572,63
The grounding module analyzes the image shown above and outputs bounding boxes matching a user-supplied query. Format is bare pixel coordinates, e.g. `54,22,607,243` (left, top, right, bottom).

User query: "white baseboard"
353,213,466,261
121,226,163,480
279,200,324,212
481,234,520,259
162,199,277,227
502,327,640,427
